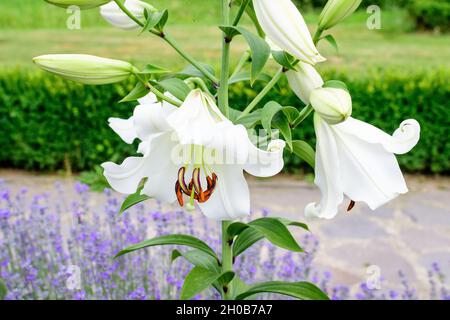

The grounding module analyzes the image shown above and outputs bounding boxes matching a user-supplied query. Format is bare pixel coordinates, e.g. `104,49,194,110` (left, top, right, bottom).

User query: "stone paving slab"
1,170,449,298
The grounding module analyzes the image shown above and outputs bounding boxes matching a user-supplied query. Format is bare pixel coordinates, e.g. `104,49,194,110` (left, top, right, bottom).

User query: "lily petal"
244,139,286,177
133,100,177,141
335,118,420,155
332,118,417,210
167,90,229,146
305,114,343,219
108,116,137,144
102,132,178,194
199,165,251,220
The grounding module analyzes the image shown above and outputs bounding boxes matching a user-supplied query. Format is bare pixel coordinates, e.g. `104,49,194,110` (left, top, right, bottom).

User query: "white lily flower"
100,0,155,30
306,113,420,219
102,90,286,220
253,0,325,65
286,62,324,105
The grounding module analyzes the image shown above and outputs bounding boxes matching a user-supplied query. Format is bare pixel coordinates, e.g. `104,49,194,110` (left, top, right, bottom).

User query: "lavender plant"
32,0,421,300
1,182,449,300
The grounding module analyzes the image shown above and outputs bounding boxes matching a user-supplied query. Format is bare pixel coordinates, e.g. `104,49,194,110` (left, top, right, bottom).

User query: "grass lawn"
0,1,449,74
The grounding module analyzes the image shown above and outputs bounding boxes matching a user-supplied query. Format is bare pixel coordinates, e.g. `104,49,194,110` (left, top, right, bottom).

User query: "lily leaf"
157,78,191,101
180,267,234,300
233,109,262,129
272,112,293,151
292,140,316,169
235,281,329,300
233,218,309,257
119,81,149,103
322,34,339,54
228,71,272,85
248,218,303,252
178,63,216,79
141,9,168,34
115,234,217,259
139,63,170,75
271,50,297,70
227,222,249,239
118,185,150,216
219,26,270,85
171,249,221,273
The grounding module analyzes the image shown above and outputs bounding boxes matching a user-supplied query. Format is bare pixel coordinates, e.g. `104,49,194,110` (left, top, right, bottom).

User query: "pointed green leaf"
261,101,283,134
178,63,216,79
171,249,221,273
227,222,249,239
272,112,293,150
230,276,251,299
233,227,264,258
322,34,339,54
141,9,167,34
233,109,262,128
115,234,217,259
139,63,170,75
219,26,270,84
181,267,221,300
248,218,303,252
157,78,191,101
292,140,316,169
119,81,149,103
228,71,272,85
235,281,329,300
271,51,296,70
118,185,150,216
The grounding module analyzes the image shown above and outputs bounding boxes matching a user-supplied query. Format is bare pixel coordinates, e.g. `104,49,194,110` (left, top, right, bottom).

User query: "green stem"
292,104,313,127
134,73,182,107
232,0,250,26
238,67,284,119
221,221,233,300
218,0,231,116
163,34,219,85
313,28,324,46
113,0,218,85
230,50,250,79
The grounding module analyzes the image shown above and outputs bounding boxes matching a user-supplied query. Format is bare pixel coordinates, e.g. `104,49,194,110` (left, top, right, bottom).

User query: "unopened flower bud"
33,54,137,85
310,87,352,124
100,0,156,30
318,0,362,30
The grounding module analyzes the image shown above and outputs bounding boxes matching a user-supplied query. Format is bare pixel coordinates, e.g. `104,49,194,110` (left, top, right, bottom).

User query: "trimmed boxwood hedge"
0,68,448,174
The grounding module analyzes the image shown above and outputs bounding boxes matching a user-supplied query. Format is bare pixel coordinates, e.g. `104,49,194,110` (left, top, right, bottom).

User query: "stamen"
175,181,184,206
347,200,356,212
177,167,190,195
193,168,206,203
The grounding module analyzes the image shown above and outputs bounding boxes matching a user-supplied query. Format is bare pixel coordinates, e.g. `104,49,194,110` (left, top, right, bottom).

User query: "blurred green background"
0,0,449,175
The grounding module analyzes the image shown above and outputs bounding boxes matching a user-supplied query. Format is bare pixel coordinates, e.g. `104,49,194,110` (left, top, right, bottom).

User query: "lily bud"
318,0,362,30
33,54,137,85
45,0,111,9
100,0,155,30
310,87,352,125
286,62,324,105
253,0,325,65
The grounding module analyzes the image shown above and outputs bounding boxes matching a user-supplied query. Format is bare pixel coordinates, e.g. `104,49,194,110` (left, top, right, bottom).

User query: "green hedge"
0,69,449,174
408,0,450,33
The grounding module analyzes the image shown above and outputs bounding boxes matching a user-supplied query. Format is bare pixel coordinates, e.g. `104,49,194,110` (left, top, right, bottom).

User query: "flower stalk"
112,0,218,85
218,0,232,116
221,221,233,300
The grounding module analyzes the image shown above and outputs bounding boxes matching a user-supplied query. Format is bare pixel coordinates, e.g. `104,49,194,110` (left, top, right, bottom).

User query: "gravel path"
1,170,449,298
